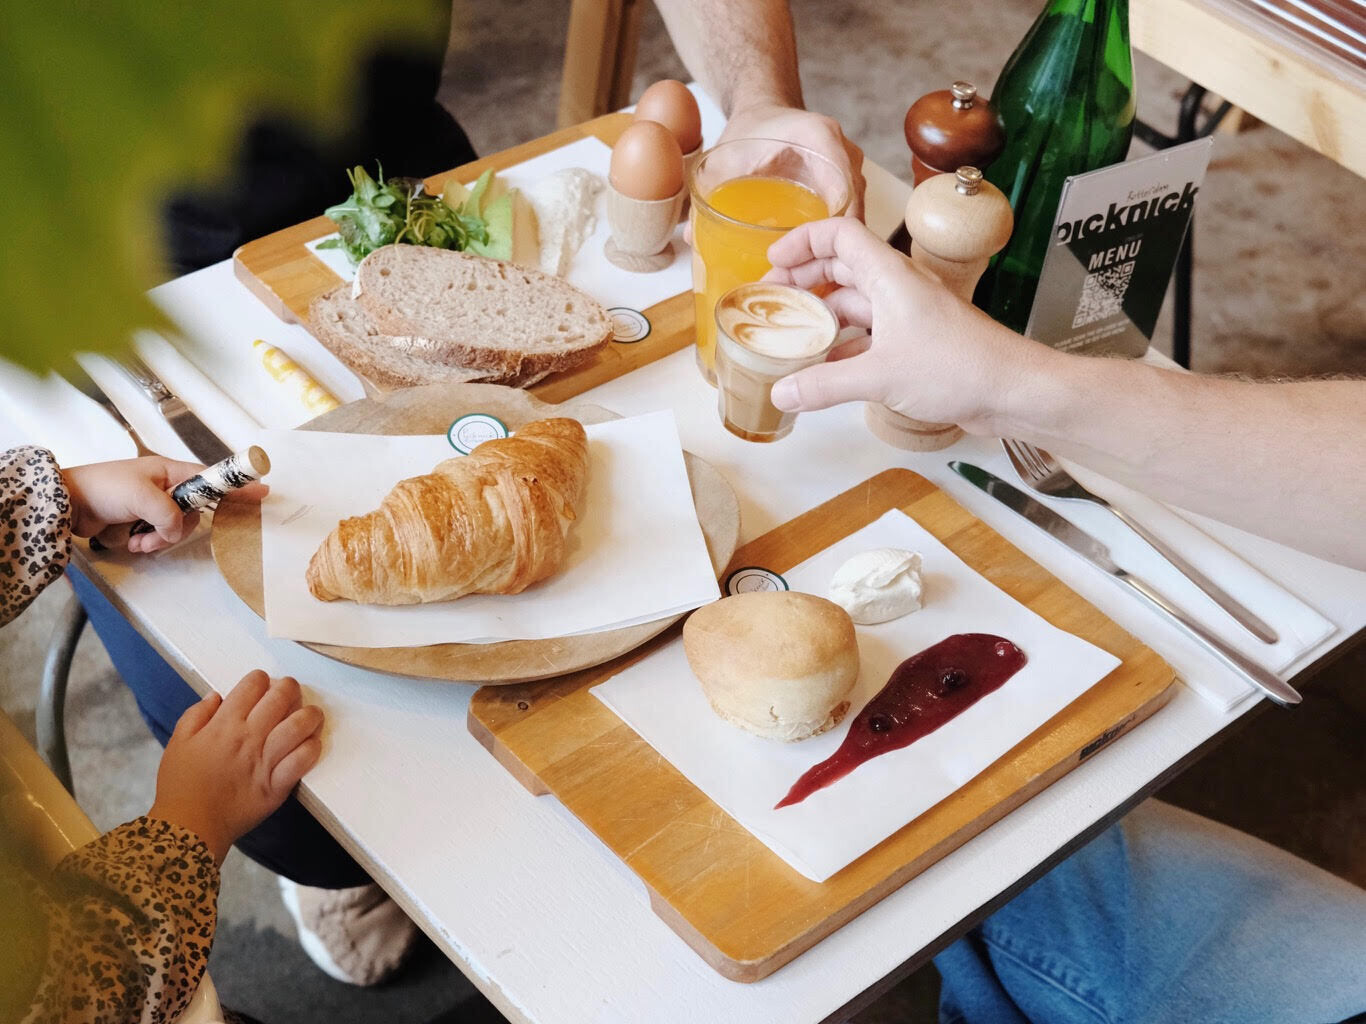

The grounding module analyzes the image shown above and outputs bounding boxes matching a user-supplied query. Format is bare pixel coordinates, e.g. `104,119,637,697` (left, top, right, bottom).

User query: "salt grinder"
865,166,1014,451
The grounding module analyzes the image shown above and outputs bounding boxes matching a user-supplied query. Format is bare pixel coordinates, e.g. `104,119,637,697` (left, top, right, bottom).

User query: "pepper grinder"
889,81,1006,255
864,166,1014,452
905,81,1006,185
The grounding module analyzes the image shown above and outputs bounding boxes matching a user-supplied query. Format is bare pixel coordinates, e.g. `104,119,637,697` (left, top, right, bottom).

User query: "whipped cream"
828,548,924,624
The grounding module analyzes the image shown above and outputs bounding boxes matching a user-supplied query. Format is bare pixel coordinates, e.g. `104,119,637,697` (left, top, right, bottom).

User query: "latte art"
716,285,837,359
713,283,839,443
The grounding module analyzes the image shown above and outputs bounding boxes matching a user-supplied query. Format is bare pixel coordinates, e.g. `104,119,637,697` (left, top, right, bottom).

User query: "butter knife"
118,355,232,464
950,460,1302,707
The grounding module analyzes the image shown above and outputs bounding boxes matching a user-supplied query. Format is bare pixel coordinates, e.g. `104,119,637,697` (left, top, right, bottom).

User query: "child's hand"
62,455,268,553
149,671,325,864
763,217,1048,436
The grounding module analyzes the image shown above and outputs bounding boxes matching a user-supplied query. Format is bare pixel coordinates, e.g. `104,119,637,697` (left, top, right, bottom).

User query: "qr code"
1072,260,1135,328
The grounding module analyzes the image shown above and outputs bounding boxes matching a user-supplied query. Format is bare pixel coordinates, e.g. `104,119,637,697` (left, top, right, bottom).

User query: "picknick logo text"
1055,181,1199,247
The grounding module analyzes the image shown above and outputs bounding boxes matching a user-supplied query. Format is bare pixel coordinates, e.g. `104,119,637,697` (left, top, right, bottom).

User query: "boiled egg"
609,120,684,201
634,79,703,154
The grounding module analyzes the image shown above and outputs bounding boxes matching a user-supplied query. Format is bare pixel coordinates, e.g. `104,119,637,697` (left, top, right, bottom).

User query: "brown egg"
634,79,703,154
609,120,685,201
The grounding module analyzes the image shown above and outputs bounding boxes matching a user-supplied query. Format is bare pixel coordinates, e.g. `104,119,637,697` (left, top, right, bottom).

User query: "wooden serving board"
468,468,1176,981
211,383,740,684
232,112,694,405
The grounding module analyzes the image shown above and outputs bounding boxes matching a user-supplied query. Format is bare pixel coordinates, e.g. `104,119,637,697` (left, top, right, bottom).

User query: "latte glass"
713,282,839,443
690,139,851,385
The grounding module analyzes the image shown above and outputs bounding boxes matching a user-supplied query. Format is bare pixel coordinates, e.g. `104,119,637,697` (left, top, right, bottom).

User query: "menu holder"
468,468,1176,982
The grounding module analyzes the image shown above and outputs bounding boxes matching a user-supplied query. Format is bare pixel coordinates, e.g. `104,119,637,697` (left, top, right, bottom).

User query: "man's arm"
654,0,866,216
652,0,803,115
765,217,1366,569
1002,360,1364,568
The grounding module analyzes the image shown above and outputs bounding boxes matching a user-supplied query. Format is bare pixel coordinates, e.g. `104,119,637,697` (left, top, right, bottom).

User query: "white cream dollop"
828,548,924,624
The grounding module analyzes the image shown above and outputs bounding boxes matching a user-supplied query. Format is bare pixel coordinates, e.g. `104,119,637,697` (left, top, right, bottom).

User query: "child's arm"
0,447,73,626
17,673,323,1024
22,818,219,1024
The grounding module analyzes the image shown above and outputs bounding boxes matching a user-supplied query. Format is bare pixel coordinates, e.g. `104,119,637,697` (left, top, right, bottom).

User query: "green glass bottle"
973,0,1136,334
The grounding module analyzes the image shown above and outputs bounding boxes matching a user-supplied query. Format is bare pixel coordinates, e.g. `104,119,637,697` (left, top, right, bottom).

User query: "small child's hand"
149,671,325,864
62,455,269,553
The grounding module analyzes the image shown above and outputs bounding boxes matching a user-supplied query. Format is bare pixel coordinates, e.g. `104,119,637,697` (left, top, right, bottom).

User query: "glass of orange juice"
689,138,852,385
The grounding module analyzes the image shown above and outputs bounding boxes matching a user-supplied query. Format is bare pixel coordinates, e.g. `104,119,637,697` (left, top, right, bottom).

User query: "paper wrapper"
259,410,719,646
592,509,1123,882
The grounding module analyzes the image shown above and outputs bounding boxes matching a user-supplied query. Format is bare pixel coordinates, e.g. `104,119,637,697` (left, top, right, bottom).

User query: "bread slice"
308,287,550,390
353,246,613,379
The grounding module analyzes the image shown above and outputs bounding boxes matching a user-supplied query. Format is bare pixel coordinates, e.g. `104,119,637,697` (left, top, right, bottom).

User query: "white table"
3,162,1364,1024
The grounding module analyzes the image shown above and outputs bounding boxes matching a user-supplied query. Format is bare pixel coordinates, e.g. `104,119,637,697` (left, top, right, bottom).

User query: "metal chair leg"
37,593,87,797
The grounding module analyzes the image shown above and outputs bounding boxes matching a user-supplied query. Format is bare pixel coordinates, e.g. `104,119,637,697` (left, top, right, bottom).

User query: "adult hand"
149,671,325,864
62,455,268,553
764,217,1047,434
720,102,866,220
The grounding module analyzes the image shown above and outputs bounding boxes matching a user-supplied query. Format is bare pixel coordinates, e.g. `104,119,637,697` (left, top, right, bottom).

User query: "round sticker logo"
607,307,651,343
724,566,790,595
447,413,509,454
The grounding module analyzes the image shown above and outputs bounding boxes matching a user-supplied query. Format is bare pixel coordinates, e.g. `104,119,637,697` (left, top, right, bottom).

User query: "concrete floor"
2,1,1363,1021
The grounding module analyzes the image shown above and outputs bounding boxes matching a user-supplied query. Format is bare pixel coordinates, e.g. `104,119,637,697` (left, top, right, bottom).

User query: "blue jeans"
935,800,1366,1024
67,566,371,889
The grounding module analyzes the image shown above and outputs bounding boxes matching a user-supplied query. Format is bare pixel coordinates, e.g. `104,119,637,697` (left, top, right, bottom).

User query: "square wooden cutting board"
468,468,1176,982
231,112,691,404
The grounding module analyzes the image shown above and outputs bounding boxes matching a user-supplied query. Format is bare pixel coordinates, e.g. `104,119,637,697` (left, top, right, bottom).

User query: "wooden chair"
558,0,646,127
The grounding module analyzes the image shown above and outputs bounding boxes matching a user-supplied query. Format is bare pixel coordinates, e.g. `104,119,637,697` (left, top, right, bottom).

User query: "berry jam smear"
775,633,1026,809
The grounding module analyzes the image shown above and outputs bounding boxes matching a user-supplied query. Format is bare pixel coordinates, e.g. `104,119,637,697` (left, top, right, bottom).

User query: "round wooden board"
211,383,740,685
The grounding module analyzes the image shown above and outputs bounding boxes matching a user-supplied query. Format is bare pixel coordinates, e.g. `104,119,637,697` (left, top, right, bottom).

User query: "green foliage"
0,3,441,371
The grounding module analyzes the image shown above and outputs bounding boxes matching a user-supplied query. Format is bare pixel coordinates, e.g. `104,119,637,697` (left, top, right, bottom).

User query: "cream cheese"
828,548,924,624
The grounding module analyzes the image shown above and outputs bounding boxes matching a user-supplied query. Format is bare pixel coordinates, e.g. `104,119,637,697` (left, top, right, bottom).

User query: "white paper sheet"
306,136,691,319
259,410,719,646
592,509,1123,882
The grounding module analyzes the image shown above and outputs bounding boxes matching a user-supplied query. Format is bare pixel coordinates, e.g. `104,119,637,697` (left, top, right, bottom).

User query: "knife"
118,355,232,464
949,460,1303,707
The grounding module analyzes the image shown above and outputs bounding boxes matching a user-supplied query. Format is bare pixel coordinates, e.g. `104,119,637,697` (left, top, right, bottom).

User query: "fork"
1002,438,1280,645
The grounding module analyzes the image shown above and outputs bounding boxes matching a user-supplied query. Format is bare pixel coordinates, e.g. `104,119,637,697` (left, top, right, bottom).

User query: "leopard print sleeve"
21,817,220,1024
1,446,73,627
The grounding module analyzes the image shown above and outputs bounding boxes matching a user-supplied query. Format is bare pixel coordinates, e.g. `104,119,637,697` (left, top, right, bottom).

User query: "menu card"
258,410,720,646
1027,138,1214,356
592,509,1122,882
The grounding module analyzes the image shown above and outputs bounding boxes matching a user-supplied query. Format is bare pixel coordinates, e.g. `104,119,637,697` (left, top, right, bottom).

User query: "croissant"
306,417,589,605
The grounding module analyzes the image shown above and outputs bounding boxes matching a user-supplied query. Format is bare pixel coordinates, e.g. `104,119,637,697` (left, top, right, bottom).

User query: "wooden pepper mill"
904,81,1006,186
889,81,1006,255
864,166,1014,451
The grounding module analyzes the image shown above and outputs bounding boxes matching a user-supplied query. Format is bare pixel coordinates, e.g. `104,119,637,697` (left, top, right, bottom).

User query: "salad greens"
318,164,491,264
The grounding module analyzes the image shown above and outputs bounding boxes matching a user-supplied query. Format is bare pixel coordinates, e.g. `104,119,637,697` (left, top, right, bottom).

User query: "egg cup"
604,183,685,273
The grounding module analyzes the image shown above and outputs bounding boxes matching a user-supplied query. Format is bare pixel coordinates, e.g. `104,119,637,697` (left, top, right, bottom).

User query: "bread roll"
683,592,859,742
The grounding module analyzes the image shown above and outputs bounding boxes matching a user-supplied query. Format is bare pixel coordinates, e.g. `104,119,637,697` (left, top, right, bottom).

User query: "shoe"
277,877,419,986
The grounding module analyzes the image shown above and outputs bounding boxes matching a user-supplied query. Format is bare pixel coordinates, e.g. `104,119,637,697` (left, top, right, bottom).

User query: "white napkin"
592,509,1122,882
1033,456,1336,712
259,410,719,646
0,358,137,466
306,136,692,318
130,330,264,453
